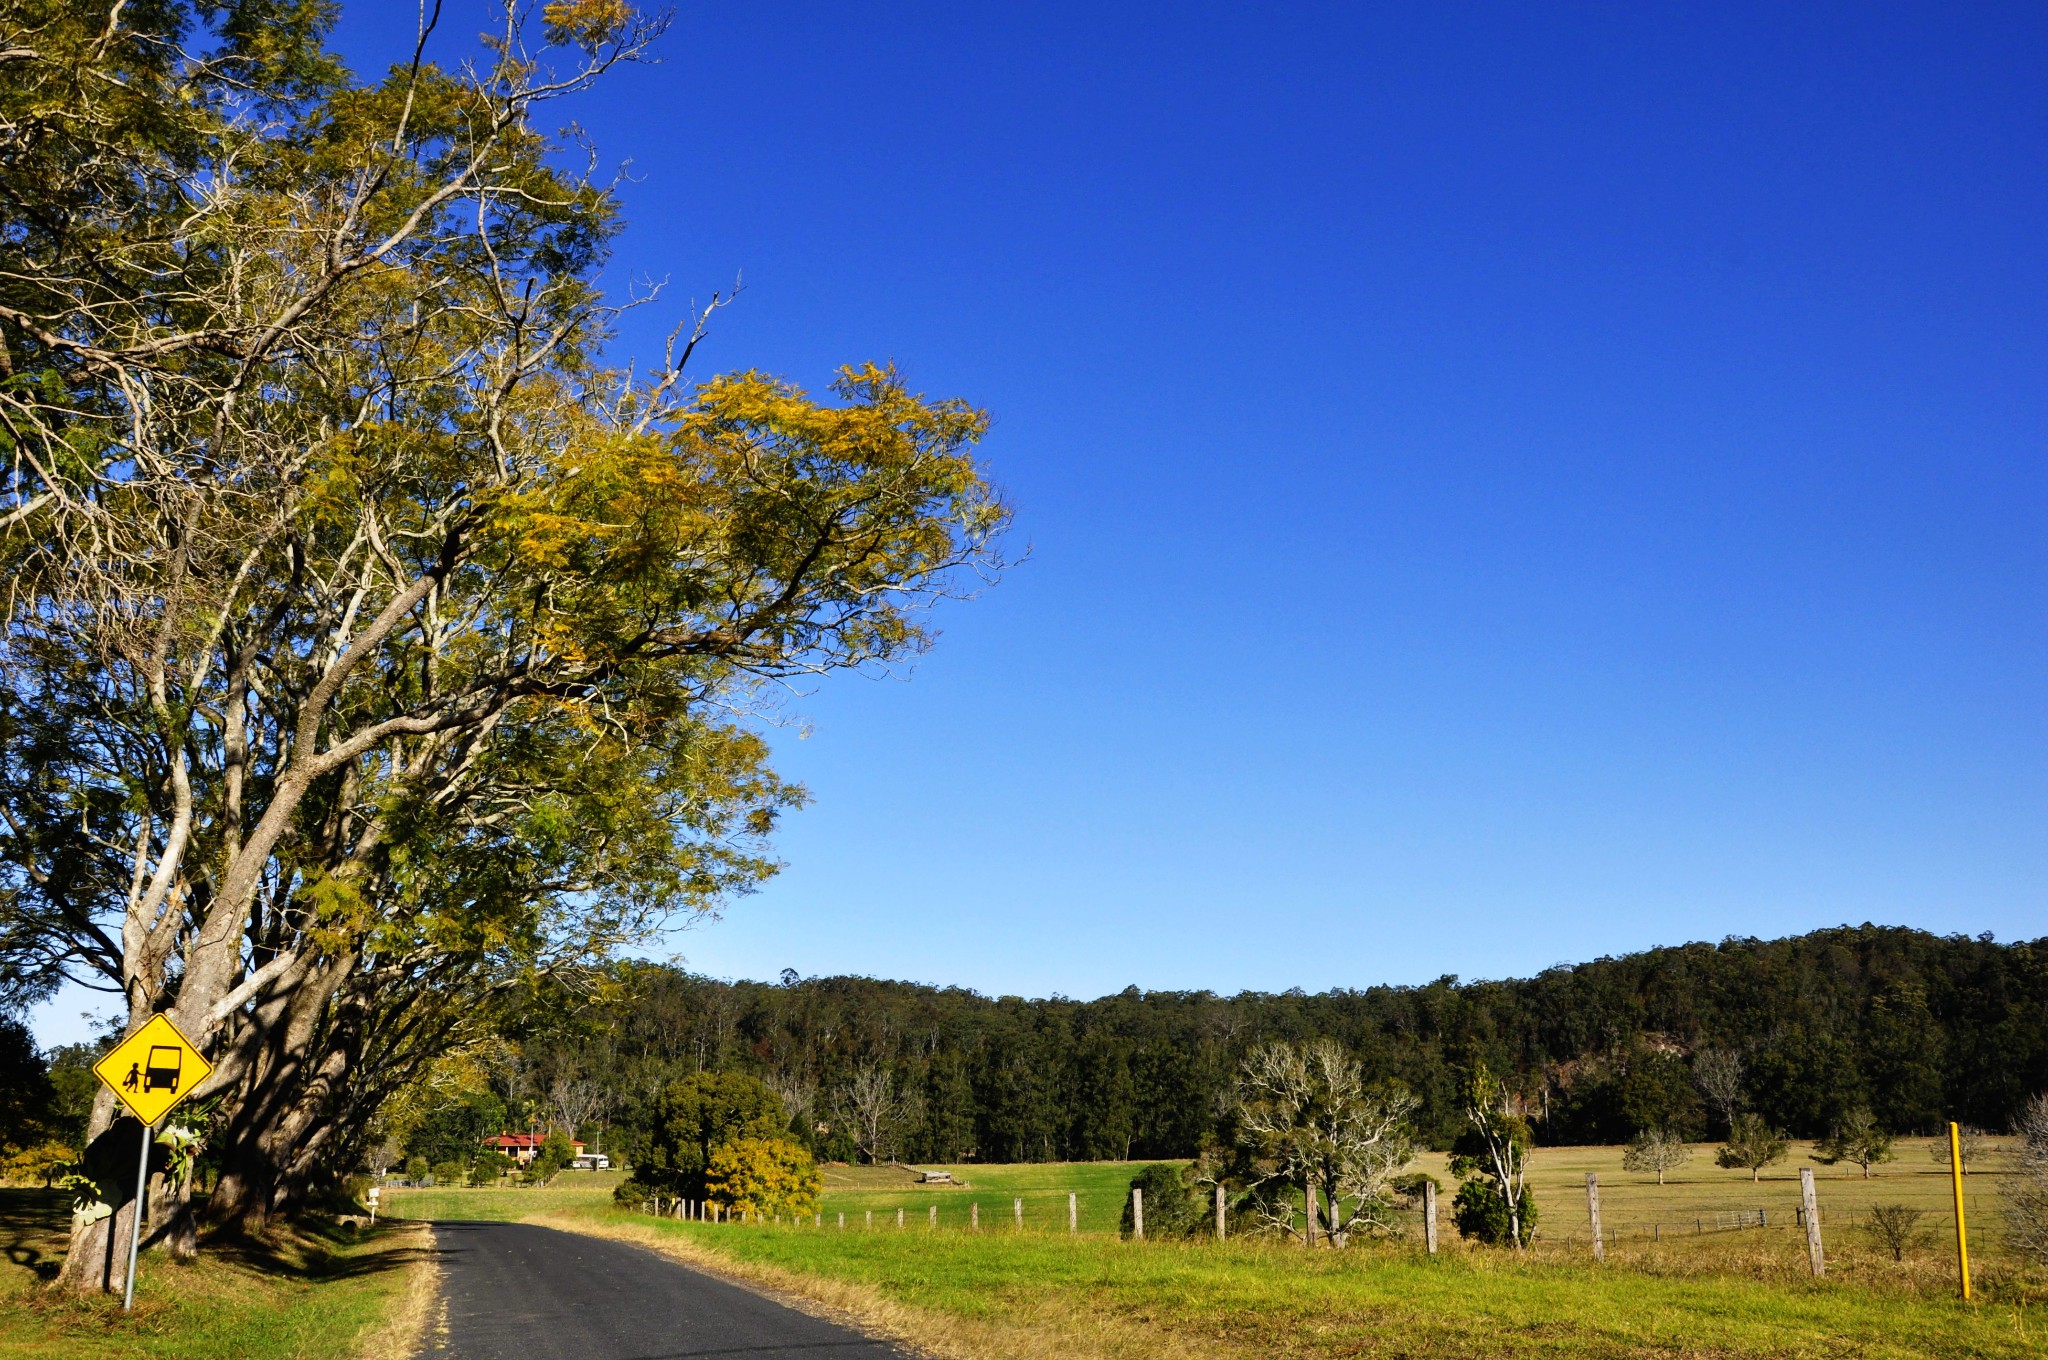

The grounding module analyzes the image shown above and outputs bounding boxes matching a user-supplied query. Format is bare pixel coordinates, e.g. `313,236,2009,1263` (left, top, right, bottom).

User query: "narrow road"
426,1221,911,1360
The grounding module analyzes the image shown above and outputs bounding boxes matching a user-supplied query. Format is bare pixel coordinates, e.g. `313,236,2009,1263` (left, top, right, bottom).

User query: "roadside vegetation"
387,1147,2047,1360
0,1188,434,1360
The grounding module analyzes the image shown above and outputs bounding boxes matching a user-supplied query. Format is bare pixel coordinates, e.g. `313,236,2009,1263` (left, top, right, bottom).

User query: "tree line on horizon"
486,924,2046,1170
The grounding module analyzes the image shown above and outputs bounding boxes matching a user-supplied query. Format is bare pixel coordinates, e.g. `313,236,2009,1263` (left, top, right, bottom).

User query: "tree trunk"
52,1106,151,1294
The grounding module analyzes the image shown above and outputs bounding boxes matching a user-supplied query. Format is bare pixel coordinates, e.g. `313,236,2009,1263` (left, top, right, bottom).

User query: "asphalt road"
426,1221,912,1360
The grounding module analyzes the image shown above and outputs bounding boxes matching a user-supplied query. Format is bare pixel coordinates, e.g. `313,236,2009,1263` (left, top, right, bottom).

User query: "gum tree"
0,0,1007,1289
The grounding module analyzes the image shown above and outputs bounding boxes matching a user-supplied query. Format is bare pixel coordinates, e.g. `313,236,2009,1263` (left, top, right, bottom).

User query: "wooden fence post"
1132,1187,1144,1240
1800,1168,1824,1278
897,1207,905,1230
1014,1197,1023,1229
1216,1183,1227,1241
1305,1182,1317,1247
1069,1191,1078,1234
1586,1173,1603,1262
865,1209,873,1230
837,1211,844,1229
930,1203,938,1229
971,1201,979,1230
1423,1180,1438,1255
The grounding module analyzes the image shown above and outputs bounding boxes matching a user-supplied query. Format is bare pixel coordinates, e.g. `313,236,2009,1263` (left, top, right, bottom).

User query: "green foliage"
705,1135,821,1217
0,1015,55,1151
403,1090,506,1170
487,927,2048,1178
639,1072,784,1199
525,1130,576,1182
1812,1107,1894,1178
474,1149,515,1180
1120,1162,1206,1239
1450,1177,1538,1246
1715,1113,1790,1182
1448,1066,1534,1247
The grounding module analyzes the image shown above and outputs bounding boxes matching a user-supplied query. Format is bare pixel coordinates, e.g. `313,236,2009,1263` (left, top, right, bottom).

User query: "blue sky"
34,2,2048,1041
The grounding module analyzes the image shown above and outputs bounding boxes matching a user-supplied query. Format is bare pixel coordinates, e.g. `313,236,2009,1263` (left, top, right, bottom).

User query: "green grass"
0,1189,430,1360
387,1152,2047,1359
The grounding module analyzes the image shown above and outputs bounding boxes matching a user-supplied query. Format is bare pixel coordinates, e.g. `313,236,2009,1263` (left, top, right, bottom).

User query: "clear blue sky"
33,1,2047,1043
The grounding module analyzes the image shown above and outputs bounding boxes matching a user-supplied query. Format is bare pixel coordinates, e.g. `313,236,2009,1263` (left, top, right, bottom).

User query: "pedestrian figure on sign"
123,1062,140,1092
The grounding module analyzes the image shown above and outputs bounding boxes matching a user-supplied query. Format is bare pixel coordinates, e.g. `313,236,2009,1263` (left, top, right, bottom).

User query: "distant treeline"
507,926,2048,1165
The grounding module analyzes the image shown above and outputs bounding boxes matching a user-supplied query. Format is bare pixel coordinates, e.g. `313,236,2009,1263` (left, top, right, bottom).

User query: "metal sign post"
92,1013,213,1312
122,1119,152,1312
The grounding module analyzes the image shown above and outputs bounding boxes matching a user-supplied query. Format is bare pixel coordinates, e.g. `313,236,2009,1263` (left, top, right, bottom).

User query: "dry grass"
347,1220,439,1360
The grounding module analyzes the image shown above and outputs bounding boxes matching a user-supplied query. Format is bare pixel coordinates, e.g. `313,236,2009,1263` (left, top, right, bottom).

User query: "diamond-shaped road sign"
93,1013,213,1126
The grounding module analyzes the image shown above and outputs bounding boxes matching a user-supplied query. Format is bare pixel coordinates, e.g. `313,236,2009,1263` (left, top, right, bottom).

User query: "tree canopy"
0,0,1006,1289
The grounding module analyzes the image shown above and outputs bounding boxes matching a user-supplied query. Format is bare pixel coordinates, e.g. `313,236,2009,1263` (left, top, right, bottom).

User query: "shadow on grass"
0,1187,70,1282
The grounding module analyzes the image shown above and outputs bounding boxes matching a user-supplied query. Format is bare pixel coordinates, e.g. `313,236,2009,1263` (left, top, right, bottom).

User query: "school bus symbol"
144,1046,183,1093
94,1013,212,1125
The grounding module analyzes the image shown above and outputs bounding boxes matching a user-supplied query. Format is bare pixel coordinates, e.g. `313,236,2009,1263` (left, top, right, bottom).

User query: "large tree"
0,0,1007,1290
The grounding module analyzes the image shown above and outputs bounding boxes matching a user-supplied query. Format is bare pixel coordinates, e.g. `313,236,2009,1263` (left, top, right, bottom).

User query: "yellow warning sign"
93,1014,213,1126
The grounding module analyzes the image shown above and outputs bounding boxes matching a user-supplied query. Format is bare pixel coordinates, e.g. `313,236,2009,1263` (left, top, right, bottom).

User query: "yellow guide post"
1948,1121,1971,1301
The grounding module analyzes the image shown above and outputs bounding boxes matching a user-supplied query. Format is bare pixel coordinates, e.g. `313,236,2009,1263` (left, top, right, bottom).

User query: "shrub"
2007,1092,2048,1264
1866,1204,1925,1261
430,1160,469,1186
1451,1178,1537,1246
524,1131,576,1183
473,1149,514,1181
1120,1163,1206,1239
641,1072,785,1200
0,1140,77,1187
1389,1171,1441,1209
705,1136,822,1217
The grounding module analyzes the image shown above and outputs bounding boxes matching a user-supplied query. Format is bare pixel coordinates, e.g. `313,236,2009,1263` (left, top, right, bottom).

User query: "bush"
473,1149,514,1181
705,1136,821,1217
0,1140,77,1187
430,1160,469,1186
524,1131,575,1183
613,1176,653,1208
1389,1171,1441,1210
1120,1163,1207,1239
1866,1204,1925,1261
1452,1178,1537,1246
640,1072,785,1200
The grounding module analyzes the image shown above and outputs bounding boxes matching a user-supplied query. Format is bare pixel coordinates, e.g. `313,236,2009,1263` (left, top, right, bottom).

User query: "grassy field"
385,1144,2046,1359
0,1189,435,1360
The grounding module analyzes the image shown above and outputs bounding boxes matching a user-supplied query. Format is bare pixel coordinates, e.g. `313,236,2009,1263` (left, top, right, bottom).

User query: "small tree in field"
1449,1065,1535,1248
1622,1128,1692,1185
1930,1125,1990,1173
1813,1108,1894,1179
706,1136,822,1218
1716,1114,1789,1182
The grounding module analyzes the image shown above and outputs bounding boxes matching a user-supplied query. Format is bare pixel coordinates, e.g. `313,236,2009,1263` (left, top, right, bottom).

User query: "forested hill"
514,926,2048,1164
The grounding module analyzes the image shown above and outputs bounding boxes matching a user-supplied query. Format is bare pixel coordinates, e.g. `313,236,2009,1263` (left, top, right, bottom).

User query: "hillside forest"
453,925,2042,1172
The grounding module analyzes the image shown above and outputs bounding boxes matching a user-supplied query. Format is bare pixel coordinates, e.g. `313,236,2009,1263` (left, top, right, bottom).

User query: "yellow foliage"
0,1140,78,1187
543,0,635,52
705,1135,822,1218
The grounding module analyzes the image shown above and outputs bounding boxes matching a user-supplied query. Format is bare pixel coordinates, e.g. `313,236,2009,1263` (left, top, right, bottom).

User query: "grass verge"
393,1179,2046,1360
0,1188,436,1360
